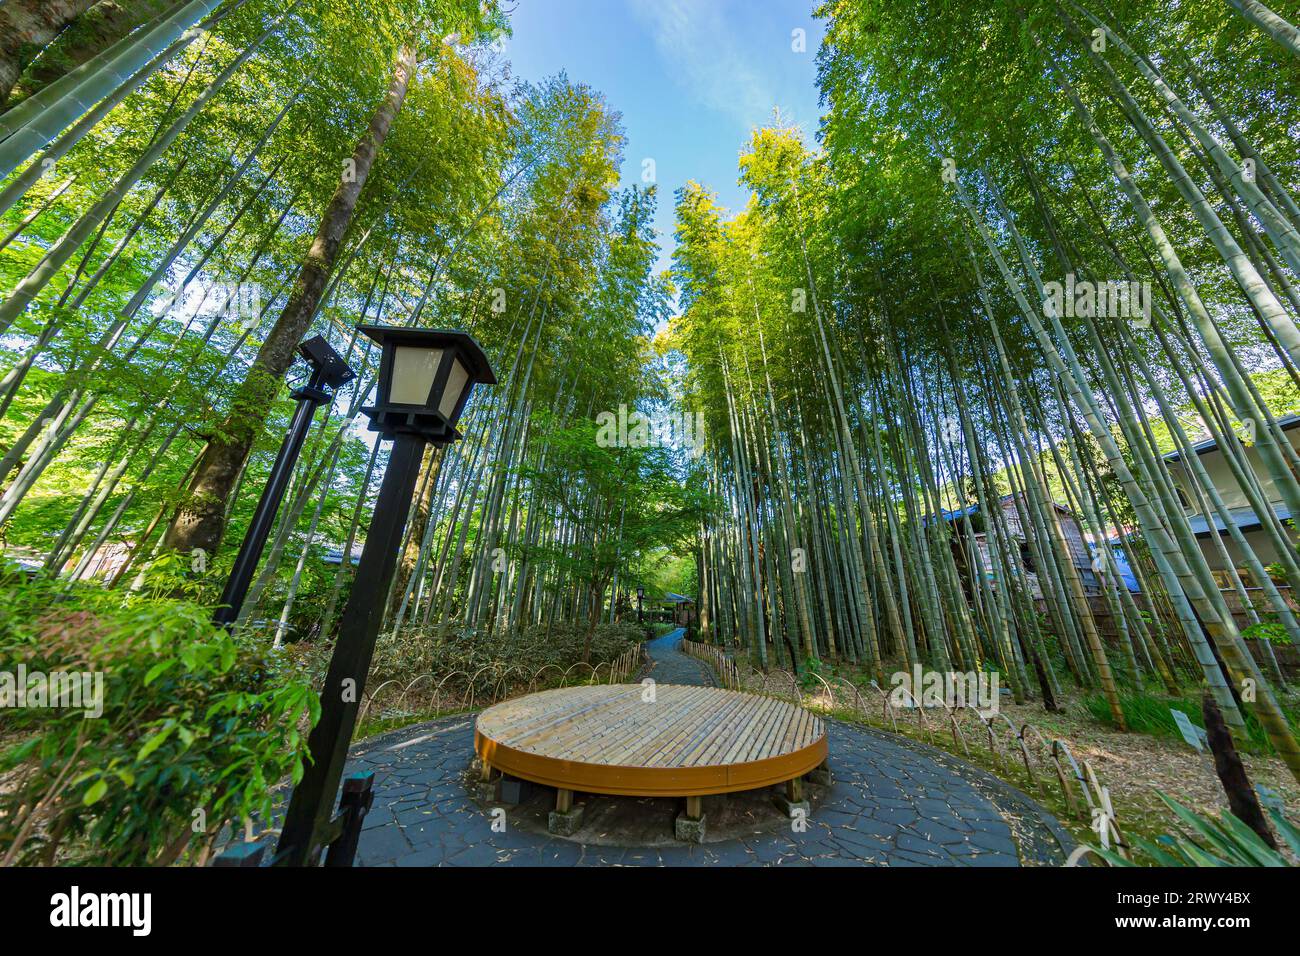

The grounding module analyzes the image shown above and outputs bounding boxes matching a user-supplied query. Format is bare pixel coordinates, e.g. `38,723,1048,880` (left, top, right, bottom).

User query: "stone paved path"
643,627,714,686
337,632,1075,867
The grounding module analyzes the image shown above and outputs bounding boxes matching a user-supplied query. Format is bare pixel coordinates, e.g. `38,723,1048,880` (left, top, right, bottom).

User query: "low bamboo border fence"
680,638,1126,860
357,642,648,727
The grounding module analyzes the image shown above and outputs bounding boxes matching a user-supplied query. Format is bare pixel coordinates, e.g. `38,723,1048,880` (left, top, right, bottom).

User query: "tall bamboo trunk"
1228,0,1300,57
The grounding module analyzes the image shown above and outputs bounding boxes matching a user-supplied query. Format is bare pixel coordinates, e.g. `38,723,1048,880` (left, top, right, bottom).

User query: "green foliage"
799,656,829,690
522,413,710,614
634,550,698,603
1083,691,1298,755
1094,792,1298,867
1242,618,1293,647
0,569,316,865
368,621,643,694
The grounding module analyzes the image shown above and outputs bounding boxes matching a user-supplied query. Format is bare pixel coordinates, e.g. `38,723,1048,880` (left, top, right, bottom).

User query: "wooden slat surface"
475,684,827,797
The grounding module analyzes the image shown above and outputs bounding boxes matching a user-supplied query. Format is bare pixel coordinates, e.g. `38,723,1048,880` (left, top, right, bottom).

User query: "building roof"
1183,504,1293,538
322,545,364,566
1109,502,1293,542
1163,413,1299,463
663,592,695,604
929,493,1076,526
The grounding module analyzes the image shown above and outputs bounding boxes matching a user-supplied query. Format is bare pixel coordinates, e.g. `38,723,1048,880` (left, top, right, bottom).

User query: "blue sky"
501,0,826,282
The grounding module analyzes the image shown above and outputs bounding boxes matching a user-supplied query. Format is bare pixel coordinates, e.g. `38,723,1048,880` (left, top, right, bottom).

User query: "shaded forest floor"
995,690,1300,841
801,658,1300,853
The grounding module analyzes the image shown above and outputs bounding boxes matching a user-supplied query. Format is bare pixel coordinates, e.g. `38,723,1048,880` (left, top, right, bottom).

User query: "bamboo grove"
0,1,700,666
672,0,1300,781
2,0,1300,787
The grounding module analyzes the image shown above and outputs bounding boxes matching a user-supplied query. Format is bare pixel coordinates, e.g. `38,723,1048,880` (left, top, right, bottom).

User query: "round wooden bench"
474,683,828,839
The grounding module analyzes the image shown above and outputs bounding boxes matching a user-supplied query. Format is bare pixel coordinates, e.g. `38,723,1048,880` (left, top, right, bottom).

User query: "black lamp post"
637,585,645,625
213,336,354,630
274,324,494,866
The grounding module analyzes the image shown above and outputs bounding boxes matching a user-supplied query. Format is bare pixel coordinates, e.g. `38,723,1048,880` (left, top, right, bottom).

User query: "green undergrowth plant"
1094,792,1299,867
1083,691,1299,756
0,568,316,865
369,621,642,683
1242,619,1293,647
799,655,829,691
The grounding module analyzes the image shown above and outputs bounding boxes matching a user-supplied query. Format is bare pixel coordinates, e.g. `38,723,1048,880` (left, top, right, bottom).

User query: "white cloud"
628,0,783,131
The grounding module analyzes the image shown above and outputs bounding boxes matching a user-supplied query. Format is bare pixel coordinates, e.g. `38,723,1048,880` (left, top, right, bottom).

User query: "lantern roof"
356,324,497,385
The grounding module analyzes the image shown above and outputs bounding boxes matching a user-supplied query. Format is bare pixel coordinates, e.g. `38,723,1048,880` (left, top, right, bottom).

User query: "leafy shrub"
1242,618,1293,647
800,656,828,690
1095,791,1298,867
368,620,642,690
0,569,316,865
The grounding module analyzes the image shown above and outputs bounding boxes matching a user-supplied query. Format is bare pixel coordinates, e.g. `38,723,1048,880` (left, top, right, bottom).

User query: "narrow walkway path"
643,627,714,686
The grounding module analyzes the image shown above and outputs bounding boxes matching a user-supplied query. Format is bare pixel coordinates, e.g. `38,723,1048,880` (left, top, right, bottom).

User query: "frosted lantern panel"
390,347,442,405
439,357,468,419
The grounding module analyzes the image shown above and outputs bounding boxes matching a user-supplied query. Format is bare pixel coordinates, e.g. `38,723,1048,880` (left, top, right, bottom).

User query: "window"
1019,541,1036,573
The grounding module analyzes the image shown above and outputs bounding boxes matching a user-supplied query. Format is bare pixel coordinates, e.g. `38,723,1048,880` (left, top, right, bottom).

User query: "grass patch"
1083,691,1299,756
355,708,471,743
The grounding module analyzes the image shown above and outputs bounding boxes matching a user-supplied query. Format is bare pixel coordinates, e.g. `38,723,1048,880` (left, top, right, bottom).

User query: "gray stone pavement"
644,627,715,686
336,631,1075,867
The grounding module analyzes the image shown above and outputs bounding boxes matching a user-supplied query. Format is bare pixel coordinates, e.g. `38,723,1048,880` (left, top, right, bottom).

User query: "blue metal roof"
322,546,363,566
1104,544,1142,593
938,503,981,522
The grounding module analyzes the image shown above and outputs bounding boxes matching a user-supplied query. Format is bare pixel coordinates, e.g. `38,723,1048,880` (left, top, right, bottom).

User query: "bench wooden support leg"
675,794,707,843
809,759,832,787
548,788,583,836
774,774,811,819
476,758,498,800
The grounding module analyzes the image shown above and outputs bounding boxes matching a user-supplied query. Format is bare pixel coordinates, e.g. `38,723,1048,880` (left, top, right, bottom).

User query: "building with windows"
1162,414,1299,569
935,492,1101,599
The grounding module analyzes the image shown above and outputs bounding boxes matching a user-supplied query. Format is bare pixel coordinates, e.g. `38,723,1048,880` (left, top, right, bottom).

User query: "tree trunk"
1202,692,1277,849
0,0,97,102
160,42,416,559
6,0,180,106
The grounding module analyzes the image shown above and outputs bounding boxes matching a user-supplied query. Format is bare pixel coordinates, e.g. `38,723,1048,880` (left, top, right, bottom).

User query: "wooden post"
480,759,492,782
1202,692,1278,849
787,776,804,803
685,795,703,820
556,788,574,813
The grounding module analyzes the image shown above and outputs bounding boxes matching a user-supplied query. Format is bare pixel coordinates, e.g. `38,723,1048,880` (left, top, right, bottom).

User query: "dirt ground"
996,692,1300,834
